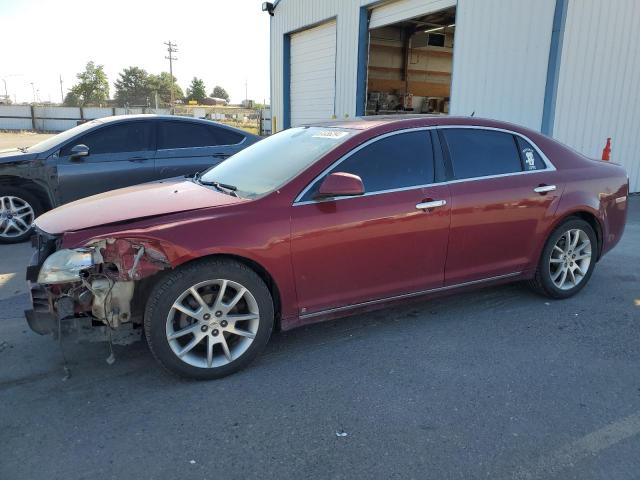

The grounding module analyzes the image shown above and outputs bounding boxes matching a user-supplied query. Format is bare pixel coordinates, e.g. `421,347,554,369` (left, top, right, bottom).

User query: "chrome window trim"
293,126,436,205
299,271,522,320
292,125,556,206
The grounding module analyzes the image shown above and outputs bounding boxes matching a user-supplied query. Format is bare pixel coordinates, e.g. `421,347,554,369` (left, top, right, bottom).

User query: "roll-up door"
290,20,337,126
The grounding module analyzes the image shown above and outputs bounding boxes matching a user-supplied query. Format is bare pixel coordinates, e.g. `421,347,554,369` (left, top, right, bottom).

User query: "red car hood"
35,179,245,234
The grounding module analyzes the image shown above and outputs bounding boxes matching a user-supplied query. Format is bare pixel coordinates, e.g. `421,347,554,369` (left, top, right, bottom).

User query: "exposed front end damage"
25,233,171,345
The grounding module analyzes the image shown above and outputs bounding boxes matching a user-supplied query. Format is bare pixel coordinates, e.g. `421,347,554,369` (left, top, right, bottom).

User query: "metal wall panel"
369,0,455,29
290,20,338,125
271,0,366,131
449,0,556,130
553,0,640,192
82,107,114,119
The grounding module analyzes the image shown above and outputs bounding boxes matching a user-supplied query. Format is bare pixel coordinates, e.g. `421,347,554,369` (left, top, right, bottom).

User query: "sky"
0,0,271,104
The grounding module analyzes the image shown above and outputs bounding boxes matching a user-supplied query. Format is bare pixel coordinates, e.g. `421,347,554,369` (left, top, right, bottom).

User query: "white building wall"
271,0,557,132
449,0,556,130
270,0,370,131
553,0,640,192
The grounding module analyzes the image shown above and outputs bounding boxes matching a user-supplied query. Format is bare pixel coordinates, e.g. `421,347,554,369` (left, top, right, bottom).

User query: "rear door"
155,120,247,179
439,127,562,285
290,129,451,316
56,120,156,203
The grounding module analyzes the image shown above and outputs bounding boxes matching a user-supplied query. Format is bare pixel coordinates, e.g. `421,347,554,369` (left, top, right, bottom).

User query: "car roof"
88,114,257,136
307,115,536,134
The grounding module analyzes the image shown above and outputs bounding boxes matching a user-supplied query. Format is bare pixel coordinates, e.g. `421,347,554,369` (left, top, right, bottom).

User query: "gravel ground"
0,131,56,150
0,197,638,480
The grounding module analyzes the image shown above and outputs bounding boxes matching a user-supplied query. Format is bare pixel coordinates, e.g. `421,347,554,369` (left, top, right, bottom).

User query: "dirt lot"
0,131,56,150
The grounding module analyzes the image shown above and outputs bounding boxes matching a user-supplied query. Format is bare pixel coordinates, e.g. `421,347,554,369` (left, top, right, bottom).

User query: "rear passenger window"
302,130,434,200
158,122,243,149
211,127,244,145
442,129,522,180
516,137,547,171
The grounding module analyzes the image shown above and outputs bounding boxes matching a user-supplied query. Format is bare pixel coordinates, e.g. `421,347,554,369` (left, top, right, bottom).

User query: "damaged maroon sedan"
25,116,629,379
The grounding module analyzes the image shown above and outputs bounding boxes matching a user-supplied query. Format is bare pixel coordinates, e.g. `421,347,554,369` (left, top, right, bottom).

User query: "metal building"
267,0,640,192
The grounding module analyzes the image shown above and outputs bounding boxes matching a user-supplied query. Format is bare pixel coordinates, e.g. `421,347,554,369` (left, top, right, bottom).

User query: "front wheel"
529,218,597,299
0,187,41,243
144,259,274,379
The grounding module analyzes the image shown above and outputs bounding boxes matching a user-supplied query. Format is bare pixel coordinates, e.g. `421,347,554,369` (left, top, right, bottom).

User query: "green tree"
186,77,207,103
114,66,151,107
148,72,184,106
63,91,81,107
69,61,109,106
210,85,229,102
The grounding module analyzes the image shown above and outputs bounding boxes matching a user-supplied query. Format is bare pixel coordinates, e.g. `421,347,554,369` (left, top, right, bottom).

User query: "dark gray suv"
0,115,259,242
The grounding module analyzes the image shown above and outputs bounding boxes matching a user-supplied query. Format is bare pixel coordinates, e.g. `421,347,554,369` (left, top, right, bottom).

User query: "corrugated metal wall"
449,0,556,130
270,0,370,131
553,0,640,192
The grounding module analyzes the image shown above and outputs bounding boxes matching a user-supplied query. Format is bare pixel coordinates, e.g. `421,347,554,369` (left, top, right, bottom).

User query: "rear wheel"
0,187,41,243
529,218,597,299
144,258,274,379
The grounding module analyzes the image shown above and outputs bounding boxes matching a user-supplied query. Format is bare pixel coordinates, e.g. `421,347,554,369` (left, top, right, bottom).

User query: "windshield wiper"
199,179,239,197
17,146,28,153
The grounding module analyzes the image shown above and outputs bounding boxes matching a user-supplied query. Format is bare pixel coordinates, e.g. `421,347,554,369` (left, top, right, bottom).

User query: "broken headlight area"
26,237,171,342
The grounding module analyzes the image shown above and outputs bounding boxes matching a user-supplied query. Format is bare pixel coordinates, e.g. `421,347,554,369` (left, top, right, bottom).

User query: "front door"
439,127,563,285
57,120,156,203
291,129,451,316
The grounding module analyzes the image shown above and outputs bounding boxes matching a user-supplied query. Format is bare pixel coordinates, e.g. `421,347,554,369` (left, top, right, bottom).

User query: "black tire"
528,217,598,299
0,186,43,244
144,258,274,380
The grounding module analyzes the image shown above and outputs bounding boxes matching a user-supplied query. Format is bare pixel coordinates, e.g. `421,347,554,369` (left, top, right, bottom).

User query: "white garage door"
290,20,337,126
369,0,456,29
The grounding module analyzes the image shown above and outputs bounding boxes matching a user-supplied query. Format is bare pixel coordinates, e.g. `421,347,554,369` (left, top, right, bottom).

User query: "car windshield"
25,120,103,152
199,126,356,198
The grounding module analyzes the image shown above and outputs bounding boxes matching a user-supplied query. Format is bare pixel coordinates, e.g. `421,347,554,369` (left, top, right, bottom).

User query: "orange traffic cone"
602,137,611,161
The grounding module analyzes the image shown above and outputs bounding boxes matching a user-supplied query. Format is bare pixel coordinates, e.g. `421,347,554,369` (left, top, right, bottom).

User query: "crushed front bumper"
24,230,62,336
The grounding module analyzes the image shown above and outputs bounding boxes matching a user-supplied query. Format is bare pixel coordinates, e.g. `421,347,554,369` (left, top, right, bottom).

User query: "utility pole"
245,78,248,104
59,75,64,104
30,82,36,103
164,41,178,113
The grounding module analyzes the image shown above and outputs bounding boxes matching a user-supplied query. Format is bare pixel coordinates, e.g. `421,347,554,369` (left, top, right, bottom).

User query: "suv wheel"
144,258,274,379
0,187,41,244
529,218,597,299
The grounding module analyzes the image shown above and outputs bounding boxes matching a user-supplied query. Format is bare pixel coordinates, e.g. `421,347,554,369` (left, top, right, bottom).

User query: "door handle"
533,184,557,194
128,157,147,163
416,199,447,210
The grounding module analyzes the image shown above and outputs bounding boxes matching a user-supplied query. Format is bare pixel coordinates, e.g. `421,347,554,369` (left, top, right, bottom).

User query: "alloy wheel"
0,196,35,239
549,228,592,290
165,279,260,368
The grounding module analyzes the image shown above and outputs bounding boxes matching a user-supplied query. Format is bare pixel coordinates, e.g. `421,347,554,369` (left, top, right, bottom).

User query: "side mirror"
315,172,365,199
69,144,89,160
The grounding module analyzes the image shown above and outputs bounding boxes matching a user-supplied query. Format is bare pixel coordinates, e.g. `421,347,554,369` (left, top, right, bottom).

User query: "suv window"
158,121,243,149
302,130,434,200
442,129,522,180
516,136,547,171
62,121,153,155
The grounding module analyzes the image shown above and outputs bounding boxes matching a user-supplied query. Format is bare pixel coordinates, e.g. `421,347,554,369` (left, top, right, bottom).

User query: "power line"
164,41,178,111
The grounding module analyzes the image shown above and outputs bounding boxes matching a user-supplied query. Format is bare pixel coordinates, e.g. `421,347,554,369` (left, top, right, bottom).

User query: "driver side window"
301,130,434,201
60,122,153,156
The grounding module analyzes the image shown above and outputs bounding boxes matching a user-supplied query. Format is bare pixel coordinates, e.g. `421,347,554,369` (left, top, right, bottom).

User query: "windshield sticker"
312,130,349,139
523,148,537,170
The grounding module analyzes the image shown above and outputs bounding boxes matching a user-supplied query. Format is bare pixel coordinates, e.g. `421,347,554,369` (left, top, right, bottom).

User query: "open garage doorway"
366,6,456,116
